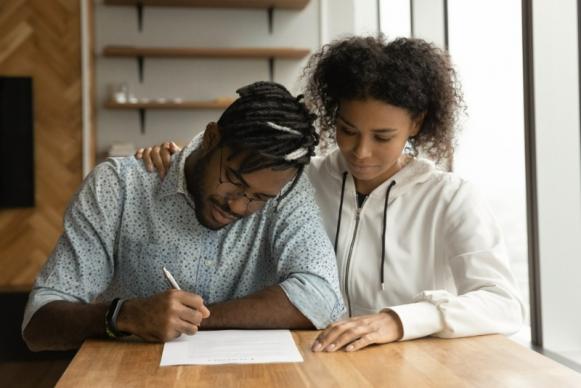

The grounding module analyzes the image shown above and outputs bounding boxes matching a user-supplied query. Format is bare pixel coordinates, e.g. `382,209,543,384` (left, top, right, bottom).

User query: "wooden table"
56,331,581,387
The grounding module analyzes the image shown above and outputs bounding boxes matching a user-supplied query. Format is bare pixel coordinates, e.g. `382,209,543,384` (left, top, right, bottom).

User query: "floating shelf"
105,99,234,133
105,99,234,110
103,46,311,59
103,0,310,10
103,0,310,32
103,46,311,83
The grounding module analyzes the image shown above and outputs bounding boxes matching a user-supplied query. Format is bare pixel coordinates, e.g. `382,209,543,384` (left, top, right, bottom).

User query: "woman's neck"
354,154,411,194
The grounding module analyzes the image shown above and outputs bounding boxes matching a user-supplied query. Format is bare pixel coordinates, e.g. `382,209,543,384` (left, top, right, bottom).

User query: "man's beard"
189,154,240,230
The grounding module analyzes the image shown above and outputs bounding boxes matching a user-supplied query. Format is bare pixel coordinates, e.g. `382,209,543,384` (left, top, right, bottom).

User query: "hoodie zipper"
343,198,366,317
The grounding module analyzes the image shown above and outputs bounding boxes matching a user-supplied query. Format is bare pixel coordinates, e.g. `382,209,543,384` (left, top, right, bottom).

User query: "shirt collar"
157,132,205,201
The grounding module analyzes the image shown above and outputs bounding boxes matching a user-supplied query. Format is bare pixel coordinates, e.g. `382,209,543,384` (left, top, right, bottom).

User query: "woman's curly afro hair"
303,35,464,165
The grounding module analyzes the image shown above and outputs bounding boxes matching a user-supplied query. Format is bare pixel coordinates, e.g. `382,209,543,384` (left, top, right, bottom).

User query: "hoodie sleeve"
389,180,526,341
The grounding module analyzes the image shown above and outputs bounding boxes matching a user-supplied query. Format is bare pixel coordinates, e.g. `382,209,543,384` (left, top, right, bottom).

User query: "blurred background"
1,0,580,386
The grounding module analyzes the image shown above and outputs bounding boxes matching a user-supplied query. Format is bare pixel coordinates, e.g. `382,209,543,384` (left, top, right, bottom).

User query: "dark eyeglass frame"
217,146,269,213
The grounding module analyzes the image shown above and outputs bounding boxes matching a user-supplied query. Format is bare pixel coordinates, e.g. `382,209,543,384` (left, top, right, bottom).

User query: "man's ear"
200,122,221,153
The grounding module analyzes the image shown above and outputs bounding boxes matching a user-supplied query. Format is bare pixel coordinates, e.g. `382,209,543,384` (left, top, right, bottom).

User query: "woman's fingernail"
346,345,354,351
325,344,336,351
312,341,322,352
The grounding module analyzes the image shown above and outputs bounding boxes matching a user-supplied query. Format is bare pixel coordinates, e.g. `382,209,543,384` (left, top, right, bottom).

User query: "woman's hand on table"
135,141,180,178
312,310,404,352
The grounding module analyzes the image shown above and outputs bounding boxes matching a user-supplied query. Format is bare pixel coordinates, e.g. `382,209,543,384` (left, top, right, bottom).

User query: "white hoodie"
307,149,526,341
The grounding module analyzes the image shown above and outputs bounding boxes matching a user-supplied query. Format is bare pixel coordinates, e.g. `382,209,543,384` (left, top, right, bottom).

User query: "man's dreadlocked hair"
216,81,319,196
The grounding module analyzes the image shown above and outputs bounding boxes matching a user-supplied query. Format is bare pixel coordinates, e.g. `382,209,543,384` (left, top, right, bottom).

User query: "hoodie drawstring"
334,172,397,290
381,180,397,290
334,172,348,253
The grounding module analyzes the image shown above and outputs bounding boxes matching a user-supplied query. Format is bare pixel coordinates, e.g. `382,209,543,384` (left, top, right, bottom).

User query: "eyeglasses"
217,146,268,214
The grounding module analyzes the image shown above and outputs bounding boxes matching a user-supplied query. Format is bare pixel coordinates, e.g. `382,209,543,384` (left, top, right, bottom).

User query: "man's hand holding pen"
115,268,210,342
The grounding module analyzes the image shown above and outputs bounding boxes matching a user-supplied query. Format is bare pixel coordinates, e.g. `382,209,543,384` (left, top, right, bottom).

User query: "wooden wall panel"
0,0,83,291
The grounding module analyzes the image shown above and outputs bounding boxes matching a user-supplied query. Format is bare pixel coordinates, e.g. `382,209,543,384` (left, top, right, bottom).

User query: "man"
23,81,345,351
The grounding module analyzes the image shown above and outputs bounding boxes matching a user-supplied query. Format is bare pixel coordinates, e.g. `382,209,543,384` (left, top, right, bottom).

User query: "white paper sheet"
160,330,304,366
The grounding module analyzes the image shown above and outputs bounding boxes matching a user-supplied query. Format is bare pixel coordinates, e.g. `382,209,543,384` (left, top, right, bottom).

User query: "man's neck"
184,148,203,194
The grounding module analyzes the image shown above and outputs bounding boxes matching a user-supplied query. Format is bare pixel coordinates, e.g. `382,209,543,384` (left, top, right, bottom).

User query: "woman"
137,36,525,352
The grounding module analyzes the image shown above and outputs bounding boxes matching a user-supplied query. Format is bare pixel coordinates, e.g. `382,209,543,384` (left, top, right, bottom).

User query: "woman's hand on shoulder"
135,141,181,178
311,310,403,352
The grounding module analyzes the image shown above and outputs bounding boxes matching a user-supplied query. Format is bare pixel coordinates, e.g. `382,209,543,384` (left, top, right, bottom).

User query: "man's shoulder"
289,170,316,196
268,170,318,217
90,156,155,187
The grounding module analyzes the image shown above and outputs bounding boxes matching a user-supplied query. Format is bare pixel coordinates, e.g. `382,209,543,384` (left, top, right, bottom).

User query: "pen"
162,266,181,290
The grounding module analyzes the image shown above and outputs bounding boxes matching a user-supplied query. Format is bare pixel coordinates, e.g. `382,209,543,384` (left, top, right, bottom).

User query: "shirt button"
204,259,213,267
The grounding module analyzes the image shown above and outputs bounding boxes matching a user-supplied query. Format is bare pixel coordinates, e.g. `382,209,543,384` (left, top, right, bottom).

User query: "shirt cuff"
387,301,444,341
279,274,344,329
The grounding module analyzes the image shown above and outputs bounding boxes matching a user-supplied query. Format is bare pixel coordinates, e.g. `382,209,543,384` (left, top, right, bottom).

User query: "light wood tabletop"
56,331,581,387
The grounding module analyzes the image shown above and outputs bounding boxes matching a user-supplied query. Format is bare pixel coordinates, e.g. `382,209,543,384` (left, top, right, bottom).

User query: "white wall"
354,0,379,36
447,0,529,321
94,0,321,156
411,0,446,48
320,0,353,44
321,0,378,44
379,0,411,39
532,0,581,353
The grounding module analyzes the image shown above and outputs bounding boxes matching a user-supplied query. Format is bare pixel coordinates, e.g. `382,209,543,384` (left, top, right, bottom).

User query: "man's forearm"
23,301,107,351
23,286,313,351
200,285,314,330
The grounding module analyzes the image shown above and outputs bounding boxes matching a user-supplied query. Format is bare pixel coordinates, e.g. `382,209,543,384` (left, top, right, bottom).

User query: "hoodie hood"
313,147,438,200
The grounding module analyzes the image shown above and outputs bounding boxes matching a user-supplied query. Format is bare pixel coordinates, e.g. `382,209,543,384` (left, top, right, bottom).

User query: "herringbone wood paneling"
0,0,83,291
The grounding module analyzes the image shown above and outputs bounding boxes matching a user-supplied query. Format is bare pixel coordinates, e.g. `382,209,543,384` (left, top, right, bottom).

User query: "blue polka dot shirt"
23,137,346,331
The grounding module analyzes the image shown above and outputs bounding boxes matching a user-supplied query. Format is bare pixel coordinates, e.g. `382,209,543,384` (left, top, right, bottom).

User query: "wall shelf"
101,2,311,137
103,46,310,59
103,46,311,82
103,0,310,32
103,0,309,10
105,99,234,133
105,99,234,110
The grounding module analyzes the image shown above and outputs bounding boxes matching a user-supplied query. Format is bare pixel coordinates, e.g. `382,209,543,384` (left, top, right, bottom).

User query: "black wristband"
105,298,130,339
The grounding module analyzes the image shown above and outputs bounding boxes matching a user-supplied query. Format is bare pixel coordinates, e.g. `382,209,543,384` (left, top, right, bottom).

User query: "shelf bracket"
138,108,146,134
137,56,144,83
267,7,274,34
136,1,144,32
268,57,274,81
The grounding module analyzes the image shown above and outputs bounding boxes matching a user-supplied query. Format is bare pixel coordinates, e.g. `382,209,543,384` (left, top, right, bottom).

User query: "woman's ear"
410,112,427,137
200,122,221,153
